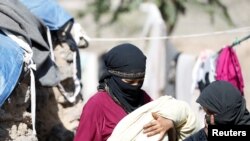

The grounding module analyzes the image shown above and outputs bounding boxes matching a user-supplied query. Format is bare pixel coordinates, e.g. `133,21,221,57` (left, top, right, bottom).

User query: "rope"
88,26,250,42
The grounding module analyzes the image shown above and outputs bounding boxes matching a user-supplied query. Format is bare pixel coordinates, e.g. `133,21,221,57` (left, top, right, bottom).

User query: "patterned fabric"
108,70,145,79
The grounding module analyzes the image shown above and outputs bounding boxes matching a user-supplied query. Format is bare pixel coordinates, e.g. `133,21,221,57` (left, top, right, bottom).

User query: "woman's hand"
204,114,215,135
143,112,174,141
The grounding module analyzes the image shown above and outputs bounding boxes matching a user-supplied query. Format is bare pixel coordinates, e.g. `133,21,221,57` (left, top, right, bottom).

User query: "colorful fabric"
216,46,244,94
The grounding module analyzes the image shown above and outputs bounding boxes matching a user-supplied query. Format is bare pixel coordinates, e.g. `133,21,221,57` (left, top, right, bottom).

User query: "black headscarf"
98,43,147,113
197,80,250,125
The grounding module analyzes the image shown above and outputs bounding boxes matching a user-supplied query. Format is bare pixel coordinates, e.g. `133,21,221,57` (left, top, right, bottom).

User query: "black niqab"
197,80,250,125
98,43,147,113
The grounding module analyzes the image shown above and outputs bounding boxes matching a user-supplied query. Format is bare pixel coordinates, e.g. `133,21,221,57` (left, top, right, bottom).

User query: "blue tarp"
20,0,73,30
0,33,24,106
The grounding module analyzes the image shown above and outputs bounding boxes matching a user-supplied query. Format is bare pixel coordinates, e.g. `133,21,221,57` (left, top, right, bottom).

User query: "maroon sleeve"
143,92,153,104
74,97,103,141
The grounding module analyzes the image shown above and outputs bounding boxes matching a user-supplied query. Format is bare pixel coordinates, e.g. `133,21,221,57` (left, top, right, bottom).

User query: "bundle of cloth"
108,95,202,141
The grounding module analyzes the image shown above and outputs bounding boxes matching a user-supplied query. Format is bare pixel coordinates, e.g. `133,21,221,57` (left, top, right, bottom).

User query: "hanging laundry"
216,46,244,95
139,2,167,99
191,50,217,93
176,53,205,129
176,53,196,106
140,2,179,99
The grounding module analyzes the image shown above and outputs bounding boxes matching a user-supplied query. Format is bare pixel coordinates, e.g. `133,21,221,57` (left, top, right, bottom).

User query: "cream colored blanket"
108,96,201,141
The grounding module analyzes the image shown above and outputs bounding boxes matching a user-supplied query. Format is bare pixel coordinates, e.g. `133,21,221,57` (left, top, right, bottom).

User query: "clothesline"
231,34,250,47
88,26,250,42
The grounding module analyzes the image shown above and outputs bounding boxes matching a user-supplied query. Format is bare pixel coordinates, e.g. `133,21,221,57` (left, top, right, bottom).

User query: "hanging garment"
0,32,24,106
216,46,244,95
175,53,205,128
165,42,180,97
176,53,196,106
191,50,217,93
140,2,175,99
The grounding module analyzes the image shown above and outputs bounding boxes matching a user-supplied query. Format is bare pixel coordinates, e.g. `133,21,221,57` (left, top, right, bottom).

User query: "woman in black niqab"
98,43,147,113
197,80,250,125
184,81,250,141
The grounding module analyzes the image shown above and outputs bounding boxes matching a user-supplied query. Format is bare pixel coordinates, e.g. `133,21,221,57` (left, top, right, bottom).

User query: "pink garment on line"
216,46,244,95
